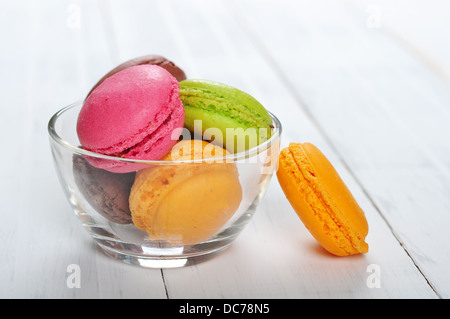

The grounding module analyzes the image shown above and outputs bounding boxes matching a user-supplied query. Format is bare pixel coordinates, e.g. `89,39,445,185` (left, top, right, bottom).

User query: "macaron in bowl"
76,64,185,173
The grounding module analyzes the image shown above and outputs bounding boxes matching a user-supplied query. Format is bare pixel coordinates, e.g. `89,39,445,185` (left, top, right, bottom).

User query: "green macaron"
179,79,273,153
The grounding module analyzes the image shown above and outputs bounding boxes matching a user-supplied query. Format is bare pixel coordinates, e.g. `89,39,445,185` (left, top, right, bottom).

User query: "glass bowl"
48,101,282,268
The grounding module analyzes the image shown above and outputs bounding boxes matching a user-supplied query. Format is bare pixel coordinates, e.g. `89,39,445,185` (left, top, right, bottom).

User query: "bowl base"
97,242,230,268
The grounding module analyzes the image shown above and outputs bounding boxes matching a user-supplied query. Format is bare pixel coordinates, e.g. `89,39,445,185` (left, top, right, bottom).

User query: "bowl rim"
48,100,282,164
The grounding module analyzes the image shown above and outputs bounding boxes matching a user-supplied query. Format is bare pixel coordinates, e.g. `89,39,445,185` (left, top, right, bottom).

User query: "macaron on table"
277,143,369,256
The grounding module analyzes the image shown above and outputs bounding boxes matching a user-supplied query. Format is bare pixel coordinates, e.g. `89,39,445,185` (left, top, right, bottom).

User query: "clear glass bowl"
48,101,282,268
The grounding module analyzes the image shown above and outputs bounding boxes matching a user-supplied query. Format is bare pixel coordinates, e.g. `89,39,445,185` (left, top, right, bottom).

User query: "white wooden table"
1,0,449,299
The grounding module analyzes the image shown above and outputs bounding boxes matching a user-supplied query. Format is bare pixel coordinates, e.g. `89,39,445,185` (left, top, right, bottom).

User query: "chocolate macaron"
87,54,187,97
73,155,135,224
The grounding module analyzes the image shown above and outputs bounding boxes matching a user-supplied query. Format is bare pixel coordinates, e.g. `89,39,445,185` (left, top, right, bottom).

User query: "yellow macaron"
129,140,242,246
276,142,369,256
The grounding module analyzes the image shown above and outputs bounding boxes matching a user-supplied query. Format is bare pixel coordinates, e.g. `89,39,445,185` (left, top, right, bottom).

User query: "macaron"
179,79,273,153
72,155,135,224
77,64,185,173
129,140,242,246
276,143,369,256
86,54,187,97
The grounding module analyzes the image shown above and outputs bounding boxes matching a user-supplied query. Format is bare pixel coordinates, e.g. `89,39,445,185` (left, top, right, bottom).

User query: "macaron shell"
180,79,272,125
129,140,242,245
156,170,242,244
132,165,242,245
302,143,369,239
78,65,179,151
179,79,272,153
166,139,229,161
277,143,368,256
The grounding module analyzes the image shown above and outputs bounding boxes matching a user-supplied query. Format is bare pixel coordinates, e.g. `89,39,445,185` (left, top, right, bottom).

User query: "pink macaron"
77,64,185,173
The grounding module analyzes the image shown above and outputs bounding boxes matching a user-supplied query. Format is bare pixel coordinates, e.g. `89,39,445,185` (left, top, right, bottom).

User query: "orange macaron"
276,142,369,256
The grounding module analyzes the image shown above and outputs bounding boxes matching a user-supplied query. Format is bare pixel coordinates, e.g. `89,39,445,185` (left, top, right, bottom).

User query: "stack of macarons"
74,54,369,255
75,54,272,245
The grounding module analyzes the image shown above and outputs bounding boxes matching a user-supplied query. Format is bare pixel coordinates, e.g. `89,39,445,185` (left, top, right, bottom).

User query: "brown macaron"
86,54,187,97
73,155,135,224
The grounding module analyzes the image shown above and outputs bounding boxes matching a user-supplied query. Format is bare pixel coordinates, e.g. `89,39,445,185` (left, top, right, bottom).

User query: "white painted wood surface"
1,0,449,299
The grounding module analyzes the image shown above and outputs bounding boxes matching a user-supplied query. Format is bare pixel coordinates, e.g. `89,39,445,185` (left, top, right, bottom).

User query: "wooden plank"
107,0,438,298
346,0,450,85
2,0,445,299
0,0,168,298
231,0,450,297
